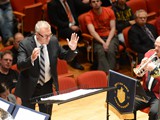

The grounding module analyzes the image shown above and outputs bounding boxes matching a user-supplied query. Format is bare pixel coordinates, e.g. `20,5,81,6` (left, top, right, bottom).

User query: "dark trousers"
133,91,159,120
22,80,53,120
58,27,82,41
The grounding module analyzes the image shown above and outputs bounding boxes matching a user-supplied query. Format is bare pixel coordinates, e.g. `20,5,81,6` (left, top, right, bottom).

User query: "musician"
133,36,160,120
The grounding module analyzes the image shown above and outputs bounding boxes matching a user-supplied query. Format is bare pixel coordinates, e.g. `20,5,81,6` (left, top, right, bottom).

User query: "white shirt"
34,35,51,83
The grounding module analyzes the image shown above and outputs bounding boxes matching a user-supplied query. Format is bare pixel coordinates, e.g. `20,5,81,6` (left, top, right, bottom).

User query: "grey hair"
35,21,51,32
134,9,147,19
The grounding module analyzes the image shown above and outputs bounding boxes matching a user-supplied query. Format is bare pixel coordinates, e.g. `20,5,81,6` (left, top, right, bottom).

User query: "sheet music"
0,100,10,111
14,108,46,120
41,89,102,101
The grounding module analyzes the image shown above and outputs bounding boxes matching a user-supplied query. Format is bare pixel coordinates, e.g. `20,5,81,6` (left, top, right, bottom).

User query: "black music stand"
31,87,117,120
107,70,151,120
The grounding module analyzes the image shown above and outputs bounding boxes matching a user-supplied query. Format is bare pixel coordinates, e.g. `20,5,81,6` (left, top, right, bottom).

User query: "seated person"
47,0,90,40
128,9,158,63
133,36,160,120
83,0,113,7
0,82,16,104
0,50,19,91
47,0,92,70
85,0,119,72
0,0,15,46
11,32,24,65
112,0,135,43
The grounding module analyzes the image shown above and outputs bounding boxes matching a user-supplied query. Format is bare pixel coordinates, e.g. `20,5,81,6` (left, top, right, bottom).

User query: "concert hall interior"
0,28,149,120
1,0,160,119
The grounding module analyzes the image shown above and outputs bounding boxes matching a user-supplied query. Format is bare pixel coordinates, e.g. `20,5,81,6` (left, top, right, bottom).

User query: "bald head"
14,32,24,40
155,36,160,42
14,32,24,50
155,36,160,57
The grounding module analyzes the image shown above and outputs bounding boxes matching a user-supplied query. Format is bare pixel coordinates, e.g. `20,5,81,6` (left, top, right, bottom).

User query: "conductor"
14,21,79,118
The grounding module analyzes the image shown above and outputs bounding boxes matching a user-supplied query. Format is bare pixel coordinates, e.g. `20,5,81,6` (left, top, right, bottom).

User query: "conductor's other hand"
31,47,40,62
67,33,79,51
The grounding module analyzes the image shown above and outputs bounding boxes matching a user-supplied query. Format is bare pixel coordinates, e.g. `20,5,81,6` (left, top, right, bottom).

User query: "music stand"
12,105,50,120
107,70,137,119
31,87,116,120
31,88,116,104
135,80,150,103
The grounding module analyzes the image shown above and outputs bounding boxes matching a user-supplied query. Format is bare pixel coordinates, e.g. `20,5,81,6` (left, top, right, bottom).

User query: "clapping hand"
67,33,79,51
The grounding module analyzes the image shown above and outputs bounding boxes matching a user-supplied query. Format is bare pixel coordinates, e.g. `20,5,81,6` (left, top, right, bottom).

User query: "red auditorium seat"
76,70,107,89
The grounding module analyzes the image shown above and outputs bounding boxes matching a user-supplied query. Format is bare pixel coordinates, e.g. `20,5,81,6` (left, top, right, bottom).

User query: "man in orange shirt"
85,0,119,72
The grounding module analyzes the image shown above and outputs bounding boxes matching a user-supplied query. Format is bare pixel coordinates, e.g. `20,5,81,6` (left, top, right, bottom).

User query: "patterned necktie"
63,0,73,23
142,25,155,42
39,45,45,86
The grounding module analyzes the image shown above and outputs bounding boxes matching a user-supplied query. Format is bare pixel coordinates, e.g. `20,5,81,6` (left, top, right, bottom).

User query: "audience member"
0,82,16,104
155,16,160,36
14,21,79,118
47,0,91,70
128,9,158,64
0,0,15,46
85,0,119,72
82,0,113,7
112,0,135,43
48,0,90,40
11,32,24,65
0,50,19,91
133,36,160,120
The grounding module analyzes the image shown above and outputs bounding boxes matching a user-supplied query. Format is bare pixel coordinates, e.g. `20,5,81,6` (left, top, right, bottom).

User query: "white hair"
35,21,51,32
134,9,147,18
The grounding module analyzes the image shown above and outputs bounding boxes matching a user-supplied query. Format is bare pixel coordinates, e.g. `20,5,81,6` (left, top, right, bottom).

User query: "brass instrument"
133,52,158,77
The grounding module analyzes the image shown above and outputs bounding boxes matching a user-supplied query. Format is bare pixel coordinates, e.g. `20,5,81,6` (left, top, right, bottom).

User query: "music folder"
0,97,15,114
135,80,150,103
12,105,50,120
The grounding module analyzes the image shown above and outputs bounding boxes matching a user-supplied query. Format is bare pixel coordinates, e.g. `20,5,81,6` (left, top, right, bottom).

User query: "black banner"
108,70,137,114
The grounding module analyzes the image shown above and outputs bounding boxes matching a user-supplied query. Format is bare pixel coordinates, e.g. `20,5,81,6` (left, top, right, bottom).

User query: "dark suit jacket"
48,0,90,29
14,35,77,100
128,23,158,54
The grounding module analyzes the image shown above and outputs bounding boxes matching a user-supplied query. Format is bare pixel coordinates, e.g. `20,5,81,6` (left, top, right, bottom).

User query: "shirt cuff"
69,23,74,28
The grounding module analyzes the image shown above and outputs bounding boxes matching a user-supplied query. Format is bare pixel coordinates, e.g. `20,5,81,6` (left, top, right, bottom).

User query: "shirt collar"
34,35,46,48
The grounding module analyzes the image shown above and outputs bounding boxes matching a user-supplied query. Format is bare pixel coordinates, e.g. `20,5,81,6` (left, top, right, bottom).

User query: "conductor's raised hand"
31,48,40,62
67,33,79,51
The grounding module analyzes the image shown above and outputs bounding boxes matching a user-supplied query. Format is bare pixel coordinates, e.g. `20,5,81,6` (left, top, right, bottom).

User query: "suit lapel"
31,36,40,69
47,41,53,64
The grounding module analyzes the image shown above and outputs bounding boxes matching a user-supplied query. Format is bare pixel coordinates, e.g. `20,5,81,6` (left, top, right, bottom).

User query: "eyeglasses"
38,32,53,39
91,0,100,3
15,40,21,44
137,17,147,20
2,59,13,62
